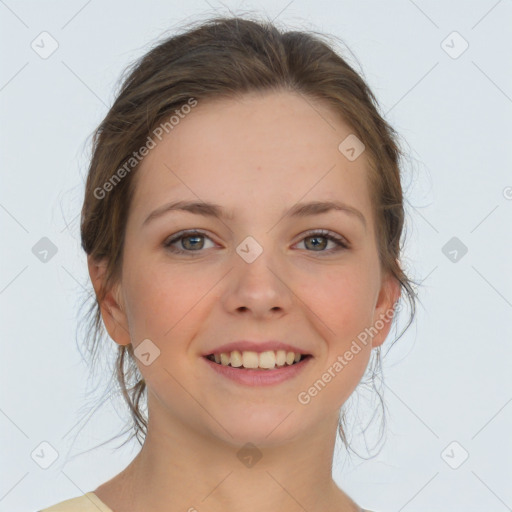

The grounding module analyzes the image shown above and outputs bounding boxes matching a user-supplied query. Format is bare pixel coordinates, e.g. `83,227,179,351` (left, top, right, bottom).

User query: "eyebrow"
142,199,367,230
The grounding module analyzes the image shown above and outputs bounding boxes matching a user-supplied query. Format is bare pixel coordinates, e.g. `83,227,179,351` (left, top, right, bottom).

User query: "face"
90,91,400,447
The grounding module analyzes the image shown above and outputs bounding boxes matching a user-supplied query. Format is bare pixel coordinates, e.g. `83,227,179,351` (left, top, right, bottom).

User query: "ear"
87,255,131,346
370,269,401,349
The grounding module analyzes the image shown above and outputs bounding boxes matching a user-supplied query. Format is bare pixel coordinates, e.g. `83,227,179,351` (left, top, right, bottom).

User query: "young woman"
40,14,416,512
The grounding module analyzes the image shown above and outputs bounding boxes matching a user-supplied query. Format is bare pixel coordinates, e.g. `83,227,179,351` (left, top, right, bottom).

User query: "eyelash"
162,229,350,256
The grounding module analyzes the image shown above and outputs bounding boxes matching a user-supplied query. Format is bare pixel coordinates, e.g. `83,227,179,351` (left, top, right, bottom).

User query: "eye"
294,229,349,254
162,229,350,256
163,230,216,255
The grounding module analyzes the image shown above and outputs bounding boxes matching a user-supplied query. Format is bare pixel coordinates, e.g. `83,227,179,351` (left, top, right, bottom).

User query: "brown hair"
79,13,419,455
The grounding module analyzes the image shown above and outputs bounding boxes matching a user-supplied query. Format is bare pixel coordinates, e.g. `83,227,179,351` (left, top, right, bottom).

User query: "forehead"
129,91,373,227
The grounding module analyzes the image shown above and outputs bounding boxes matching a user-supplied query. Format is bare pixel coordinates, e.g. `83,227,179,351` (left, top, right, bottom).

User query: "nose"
222,242,293,318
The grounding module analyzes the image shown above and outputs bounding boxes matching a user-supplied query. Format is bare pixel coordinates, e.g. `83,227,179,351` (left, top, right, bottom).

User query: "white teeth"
230,350,243,367
242,351,259,369
209,349,306,369
259,351,276,369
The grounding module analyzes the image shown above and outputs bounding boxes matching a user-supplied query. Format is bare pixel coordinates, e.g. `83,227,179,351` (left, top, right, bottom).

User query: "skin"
88,90,400,512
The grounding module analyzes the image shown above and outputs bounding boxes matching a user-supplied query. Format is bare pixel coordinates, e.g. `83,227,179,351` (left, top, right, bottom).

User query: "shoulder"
39,492,113,512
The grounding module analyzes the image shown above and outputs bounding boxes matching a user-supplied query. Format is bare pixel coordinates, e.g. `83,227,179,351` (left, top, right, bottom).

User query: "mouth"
203,350,312,371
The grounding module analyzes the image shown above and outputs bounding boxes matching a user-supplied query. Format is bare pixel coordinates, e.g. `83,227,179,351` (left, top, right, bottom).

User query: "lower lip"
202,355,312,386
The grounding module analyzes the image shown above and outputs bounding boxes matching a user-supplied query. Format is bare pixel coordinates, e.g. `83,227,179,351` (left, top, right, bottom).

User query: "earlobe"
370,272,401,349
87,255,131,346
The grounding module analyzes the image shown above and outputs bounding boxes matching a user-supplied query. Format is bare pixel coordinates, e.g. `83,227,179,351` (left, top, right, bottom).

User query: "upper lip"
202,340,311,356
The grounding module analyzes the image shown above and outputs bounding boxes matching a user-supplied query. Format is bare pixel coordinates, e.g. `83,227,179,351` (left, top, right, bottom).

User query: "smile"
205,349,310,370
202,351,313,387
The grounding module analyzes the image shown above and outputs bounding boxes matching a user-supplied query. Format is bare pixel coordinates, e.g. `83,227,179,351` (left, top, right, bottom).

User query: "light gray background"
1,1,511,511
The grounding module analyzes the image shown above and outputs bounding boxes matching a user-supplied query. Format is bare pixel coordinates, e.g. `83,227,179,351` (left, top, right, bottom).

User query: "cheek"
298,278,374,411
123,260,213,341
298,264,376,393
301,264,376,337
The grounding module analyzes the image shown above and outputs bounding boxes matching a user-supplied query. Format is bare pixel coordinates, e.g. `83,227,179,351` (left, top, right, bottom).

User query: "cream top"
39,492,376,511
39,492,113,511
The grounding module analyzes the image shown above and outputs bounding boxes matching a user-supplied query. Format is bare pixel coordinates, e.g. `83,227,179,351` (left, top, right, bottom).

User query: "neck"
96,396,361,512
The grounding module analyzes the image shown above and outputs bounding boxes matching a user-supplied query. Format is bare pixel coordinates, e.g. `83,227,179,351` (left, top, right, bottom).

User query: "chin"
206,405,307,447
